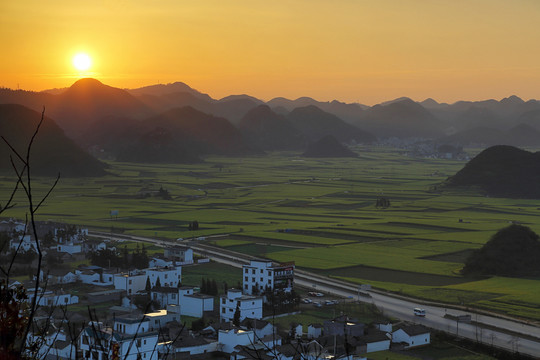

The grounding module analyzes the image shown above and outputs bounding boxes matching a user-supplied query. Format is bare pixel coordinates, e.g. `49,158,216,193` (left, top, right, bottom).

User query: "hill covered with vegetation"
462,224,540,277
0,104,107,177
445,145,540,198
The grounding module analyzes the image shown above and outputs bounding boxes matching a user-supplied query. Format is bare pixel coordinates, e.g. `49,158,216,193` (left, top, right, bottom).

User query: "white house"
57,243,82,255
392,324,430,348
146,266,181,288
151,287,179,307
80,316,159,360
113,270,148,295
307,323,323,339
27,329,76,360
32,291,79,307
240,318,275,340
164,245,194,264
218,328,255,354
357,330,391,353
178,286,214,317
38,269,77,285
145,307,181,331
220,289,263,323
242,260,294,296
9,234,37,253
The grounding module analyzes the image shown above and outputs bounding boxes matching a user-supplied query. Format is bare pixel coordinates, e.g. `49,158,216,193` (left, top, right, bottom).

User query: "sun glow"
72,53,92,71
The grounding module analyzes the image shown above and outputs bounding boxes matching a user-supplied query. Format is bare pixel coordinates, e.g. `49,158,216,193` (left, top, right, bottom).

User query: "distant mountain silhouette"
287,105,375,143
517,109,540,130
358,98,443,138
238,105,305,151
445,145,540,198
438,127,504,146
140,106,256,155
48,78,152,137
3,80,540,147
419,98,448,109
303,135,357,158
438,123,540,147
117,127,201,164
499,124,540,147
127,82,213,102
268,97,367,123
0,104,106,177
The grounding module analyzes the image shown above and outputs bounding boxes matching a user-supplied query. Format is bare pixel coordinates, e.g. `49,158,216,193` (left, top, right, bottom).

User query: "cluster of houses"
2,220,431,359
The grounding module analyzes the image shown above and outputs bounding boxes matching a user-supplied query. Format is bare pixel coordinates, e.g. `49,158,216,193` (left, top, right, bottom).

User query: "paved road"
90,231,540,358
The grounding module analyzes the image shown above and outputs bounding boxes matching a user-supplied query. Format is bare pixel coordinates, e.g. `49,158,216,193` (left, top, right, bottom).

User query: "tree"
233,302,241,327
0,109,59,358
145,277,152,292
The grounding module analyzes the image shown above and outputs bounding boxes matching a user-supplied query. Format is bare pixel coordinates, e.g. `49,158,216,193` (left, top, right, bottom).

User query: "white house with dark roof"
240,318,275,340
163,245,193,264
220,288,263,323
392,324,430,348
151,286,179,307
308,323,323,339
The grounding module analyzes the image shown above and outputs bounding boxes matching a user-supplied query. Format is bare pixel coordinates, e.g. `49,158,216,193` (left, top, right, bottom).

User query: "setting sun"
72,53,92,71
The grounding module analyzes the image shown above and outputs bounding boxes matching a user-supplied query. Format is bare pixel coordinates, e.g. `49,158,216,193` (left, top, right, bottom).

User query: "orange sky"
1,0,539,105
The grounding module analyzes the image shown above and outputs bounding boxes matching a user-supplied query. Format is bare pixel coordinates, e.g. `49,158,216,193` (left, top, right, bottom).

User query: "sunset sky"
1,0,539,105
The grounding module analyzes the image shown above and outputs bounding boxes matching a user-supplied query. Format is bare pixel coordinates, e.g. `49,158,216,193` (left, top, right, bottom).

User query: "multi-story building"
163,245,193,264
80,316,158,360
220,288,263,323
113,270,148,295
242,260,295,295
146,265,181,288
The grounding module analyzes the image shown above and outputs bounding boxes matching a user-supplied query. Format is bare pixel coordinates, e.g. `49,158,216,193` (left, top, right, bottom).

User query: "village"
2,219,431,360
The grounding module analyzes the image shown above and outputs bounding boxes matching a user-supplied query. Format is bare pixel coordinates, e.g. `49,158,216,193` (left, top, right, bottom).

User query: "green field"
2,147,540,320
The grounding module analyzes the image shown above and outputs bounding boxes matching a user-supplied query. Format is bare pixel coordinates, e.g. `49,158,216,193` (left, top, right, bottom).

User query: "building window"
260,269,263,273
245,276,248,281
260,277,263,282
252,269,255,274
245,269,248,273
222,307,226,313
222,298,226,304
245,285,248,289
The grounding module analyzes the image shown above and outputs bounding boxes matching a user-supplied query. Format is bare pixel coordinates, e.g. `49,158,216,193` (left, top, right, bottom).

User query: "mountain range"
1,78,540,168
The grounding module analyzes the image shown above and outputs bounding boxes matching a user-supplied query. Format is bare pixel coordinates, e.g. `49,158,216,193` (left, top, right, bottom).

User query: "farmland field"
2,147,540,320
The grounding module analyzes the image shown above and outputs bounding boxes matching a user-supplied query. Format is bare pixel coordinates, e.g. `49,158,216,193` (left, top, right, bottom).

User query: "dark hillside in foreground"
303,135,357,158
0,104,106,177
445,145,540,198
